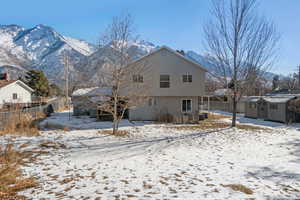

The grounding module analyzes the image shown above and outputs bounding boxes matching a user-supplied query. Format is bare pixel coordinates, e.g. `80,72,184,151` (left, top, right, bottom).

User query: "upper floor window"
182,73,192,83
133,74,143,83
13,93,18,100
160,74,170,88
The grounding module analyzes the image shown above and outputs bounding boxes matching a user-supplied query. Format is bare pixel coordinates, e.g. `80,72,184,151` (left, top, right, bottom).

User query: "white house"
0,80,34,108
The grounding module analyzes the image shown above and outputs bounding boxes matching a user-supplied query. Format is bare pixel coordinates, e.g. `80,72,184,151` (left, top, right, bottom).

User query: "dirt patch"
207,113,231,120
168,120,270,132
221,184,254,195
168,122,230,131
98,130,129,137
39,141,66,149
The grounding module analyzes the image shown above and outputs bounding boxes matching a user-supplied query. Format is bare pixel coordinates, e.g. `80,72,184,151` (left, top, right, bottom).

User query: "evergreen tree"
24,70,50,97
49,83,62,97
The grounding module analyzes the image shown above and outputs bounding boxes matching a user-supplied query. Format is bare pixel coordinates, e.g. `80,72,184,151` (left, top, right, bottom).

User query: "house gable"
0,80,33,105
128,47,207,97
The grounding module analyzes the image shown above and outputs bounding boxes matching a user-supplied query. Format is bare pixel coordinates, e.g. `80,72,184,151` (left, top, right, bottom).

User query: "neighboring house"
0,80,34,108
126,46,208,122
244,95,300,123
205,88,245,113
72,87,112,117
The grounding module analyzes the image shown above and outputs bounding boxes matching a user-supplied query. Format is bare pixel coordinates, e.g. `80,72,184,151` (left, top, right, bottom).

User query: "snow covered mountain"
0,24,159,85
0,24,96,82
0,24,278,87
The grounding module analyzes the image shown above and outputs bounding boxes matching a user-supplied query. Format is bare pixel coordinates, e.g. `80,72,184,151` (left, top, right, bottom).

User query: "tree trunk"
112,95,118,135
232,91,237,127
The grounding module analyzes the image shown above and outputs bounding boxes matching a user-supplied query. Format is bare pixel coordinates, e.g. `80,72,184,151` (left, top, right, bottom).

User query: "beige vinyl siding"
129,48,206,97
129,96,199,121
267,102,287,123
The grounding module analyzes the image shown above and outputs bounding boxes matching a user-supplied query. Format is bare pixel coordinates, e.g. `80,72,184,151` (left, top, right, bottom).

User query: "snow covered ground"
2,111,300,199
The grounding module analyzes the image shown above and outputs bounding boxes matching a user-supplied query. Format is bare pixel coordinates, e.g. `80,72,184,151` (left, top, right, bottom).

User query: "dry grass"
0,112,44,136
168,112,270,131
98,129,129,137
221,184,254,195
0,143,41,199
169,121,269,131
207,113,231,121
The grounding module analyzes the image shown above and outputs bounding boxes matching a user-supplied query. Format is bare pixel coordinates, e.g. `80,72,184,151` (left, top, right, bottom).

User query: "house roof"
246,96,261,102
0,80,34,92
129,46,209,72
214,88,231,96
0,80,16,88
72,87,112,97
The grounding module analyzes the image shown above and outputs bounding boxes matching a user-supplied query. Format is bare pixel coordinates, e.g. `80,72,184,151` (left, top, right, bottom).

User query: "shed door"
258,101,268,119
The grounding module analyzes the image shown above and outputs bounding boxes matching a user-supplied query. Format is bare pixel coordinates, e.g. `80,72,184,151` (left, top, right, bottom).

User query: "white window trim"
181,99,192,113
182,73,192,83
160,74,170,88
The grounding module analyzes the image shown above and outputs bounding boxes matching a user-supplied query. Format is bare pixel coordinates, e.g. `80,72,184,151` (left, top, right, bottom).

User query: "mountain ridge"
0,24,279,86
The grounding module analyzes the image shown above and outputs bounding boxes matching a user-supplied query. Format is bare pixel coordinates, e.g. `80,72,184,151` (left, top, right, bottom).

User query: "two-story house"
127,46,207,122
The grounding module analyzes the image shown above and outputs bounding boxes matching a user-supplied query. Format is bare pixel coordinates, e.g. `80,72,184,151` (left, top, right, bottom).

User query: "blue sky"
0,0,299,75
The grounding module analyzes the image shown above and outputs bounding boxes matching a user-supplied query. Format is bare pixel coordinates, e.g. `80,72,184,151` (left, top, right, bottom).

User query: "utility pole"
63,52,70,120
298,65,300,88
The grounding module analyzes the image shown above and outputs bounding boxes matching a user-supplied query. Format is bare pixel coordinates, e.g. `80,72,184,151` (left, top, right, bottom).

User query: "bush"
157,113,174,123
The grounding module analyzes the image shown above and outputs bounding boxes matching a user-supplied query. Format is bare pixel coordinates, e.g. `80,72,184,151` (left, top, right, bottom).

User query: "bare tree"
280,73,298,90
204,0,279,126
97,14,149,134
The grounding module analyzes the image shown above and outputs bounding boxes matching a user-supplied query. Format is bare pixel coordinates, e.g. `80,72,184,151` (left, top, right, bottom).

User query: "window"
148,98,153,106
133,74,143,83
182,99,192,113
160,75,170,88
148,98,157,106
270,103,278,110
12,93,18,100
182,73,192,83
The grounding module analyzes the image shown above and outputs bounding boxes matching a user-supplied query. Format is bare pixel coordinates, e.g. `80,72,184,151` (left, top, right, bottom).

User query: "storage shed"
244,95,300,123
263,96,297,123
244,96,260,118
72,87,112,117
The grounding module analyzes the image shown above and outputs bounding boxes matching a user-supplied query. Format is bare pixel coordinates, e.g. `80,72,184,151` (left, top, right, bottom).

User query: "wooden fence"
0,98,67,130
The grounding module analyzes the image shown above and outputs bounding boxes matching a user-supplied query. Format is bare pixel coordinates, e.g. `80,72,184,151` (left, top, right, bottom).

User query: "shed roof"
263,96,296,103
72,87,112,97
214,88,231,96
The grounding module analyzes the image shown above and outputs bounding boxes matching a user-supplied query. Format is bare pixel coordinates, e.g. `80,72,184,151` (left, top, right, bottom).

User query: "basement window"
182,99,192,113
